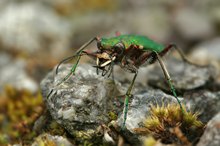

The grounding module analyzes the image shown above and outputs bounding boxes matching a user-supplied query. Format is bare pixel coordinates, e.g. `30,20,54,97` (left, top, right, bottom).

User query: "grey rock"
70,8,171,45
190,38,220,64
41,64,122,136
41,62,186,145
148,57,214,91
185,91,220,123
114,65,154,87
0,2,71,56
127,8,171,42
33,110,53,135
0,53,38,92
174,8,214,40
31,133,73,146
189,38,220,83
117,90,183,130
191,0,220,9
197,112,220,146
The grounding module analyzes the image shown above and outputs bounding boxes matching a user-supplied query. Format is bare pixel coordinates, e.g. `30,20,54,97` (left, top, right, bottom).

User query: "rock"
114,65,154,87
0,2,71,56
147,57,214,91
190,38,220,83
31,133,73,146
70,8,171,46
33,110,54,135
0,53,38,92
191,37,220,61
190,38,220,65
40,64,123,137
127,8,172,42
117,90,183,130
185,91,220,123
197,113,220,146
40,62,186,145
174,8,214,40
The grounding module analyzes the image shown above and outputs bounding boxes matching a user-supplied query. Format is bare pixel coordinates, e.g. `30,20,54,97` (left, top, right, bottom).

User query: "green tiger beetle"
56,33,198,129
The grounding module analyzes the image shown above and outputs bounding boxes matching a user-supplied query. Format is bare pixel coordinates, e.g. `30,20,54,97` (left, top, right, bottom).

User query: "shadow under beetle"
56,33,199,129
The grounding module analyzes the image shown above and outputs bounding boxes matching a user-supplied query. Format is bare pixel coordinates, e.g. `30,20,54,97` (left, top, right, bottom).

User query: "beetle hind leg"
161,44,206,67
155,52,185,113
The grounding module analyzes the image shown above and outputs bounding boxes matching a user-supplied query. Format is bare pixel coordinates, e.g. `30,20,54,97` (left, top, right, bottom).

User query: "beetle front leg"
122,69,138,129
155,52,185,113
56,37,99,86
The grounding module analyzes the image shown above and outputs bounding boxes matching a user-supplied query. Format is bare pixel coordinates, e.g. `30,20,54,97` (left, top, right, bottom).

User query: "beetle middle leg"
121,64,138,129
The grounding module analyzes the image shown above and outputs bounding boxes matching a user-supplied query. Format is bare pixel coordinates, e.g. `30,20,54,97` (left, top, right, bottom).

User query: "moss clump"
134,104,204,145
143,136,157,146
73,129,104,146
32,134,57,146
0,85,44,145
108,111,118,120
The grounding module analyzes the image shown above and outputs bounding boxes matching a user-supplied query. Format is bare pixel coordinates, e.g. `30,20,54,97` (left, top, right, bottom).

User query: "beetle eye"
115,42,125,49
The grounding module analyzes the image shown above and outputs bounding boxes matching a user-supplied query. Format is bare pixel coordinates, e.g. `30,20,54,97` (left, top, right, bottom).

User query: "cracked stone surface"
117,90,183,130
148,57,215,91
40,62,217,145
197,112,220,146
41,64,123,136
31,133,73,146
184,90,220,123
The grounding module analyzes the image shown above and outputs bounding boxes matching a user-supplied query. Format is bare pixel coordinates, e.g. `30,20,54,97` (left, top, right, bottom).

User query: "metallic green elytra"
56,33,200,130
100,34,165,52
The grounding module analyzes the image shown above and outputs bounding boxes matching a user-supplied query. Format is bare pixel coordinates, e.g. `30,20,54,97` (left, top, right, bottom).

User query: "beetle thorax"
99,38,120,50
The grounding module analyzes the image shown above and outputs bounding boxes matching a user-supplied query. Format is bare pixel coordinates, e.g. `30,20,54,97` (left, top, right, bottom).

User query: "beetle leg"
161,44,206,67
102,68,108,76
107,56,116,78
155,52,185,113
56,37,99,86
122,68,138,129
96,57,100,75
108,60,114,78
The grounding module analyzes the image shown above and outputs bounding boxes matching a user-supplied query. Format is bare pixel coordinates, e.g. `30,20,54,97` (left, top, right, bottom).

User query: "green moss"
108,111,117,120
144,116,162,131
48,121,66,136
134,104,204,145
34,134,57,146
143,136,157,146
183,112,203,128
73,130,99,145
0,85,44,145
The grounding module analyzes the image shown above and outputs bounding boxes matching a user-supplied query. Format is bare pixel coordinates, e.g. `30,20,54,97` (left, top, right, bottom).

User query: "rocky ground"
0,0,220,146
